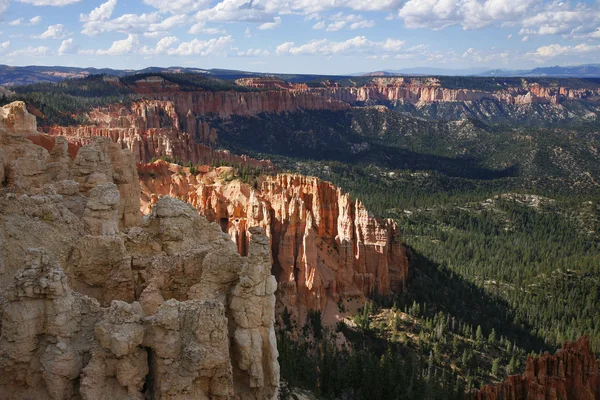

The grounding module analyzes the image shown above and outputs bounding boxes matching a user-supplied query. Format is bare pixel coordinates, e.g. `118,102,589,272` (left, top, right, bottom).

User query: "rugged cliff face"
235,77,600,106
46,100,274,169
468,336,600,400
0,102,279,399
137,161,409,322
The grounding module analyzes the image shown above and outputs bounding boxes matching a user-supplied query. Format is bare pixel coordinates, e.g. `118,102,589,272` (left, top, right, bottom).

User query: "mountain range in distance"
1,63,600,87
358,64,600,78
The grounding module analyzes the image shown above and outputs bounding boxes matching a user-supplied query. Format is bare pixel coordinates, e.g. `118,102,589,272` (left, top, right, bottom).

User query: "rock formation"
137,161,409,322
45,100,274,169
0,102,279,399
468,336,600,400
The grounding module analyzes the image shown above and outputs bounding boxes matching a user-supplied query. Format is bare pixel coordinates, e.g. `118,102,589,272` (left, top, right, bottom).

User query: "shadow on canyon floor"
393,246,548,353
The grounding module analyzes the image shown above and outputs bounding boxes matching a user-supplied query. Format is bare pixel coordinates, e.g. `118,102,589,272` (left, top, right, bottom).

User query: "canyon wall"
0,102,279,399
137,161,409,322
46,100,274,169
468,336,600,400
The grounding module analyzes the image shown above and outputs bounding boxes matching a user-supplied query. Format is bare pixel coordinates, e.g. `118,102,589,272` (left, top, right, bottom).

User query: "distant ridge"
357,64,600,78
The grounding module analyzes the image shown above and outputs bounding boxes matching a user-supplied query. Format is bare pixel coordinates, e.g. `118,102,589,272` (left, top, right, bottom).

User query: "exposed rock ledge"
138,161,409,323
0,101,279,399
467,336,600,400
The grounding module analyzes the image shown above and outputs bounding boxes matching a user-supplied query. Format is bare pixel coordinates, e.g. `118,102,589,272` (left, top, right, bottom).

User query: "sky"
0,0,599,74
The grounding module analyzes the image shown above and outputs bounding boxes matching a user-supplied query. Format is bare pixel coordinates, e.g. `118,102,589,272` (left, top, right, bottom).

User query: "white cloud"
143,0,211,13
258,16,281,30
520,2,600,38
237,48,270,56
167,35,233,56
312,20,325,29
326,21,347,31
194,0,403,25
0,0,7,16
58,38,77,55
244,27,252,37
349,20,374,29
398,0,537,30
148,14,190,32
276,35,405,56
82,12,161,36
80,0,117,22
7,45,49,57
96,34,139,55
36,24,69,39
8,16,42,26
533,43,600,58
141,36,179,54
16,0,80,5
1,41,9,50
506,34,512,39
189,22,226,35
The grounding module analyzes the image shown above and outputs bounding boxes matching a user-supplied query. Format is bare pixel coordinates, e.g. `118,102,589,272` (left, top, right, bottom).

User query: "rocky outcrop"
0,102,279,399
0,101,37,134
468,336,600,400
138,162,409,322
45,100,274,169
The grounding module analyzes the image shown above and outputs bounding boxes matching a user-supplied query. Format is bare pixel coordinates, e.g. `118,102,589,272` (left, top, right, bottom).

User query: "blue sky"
0,0,599,74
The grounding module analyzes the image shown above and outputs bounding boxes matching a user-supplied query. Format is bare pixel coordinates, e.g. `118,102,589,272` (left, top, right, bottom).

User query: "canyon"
468,336,600,400
137,160,409,321
0,102,279,399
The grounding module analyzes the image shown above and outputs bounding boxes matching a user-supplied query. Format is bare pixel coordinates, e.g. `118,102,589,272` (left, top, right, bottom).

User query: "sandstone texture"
138,162,409,322
468,336,600,400
0,102,279,399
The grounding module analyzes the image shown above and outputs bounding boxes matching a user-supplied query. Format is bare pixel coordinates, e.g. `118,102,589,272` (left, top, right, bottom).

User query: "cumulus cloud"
326,21,347,31
1,41,9,50
258,16,281,30
80,0,117,22
143,0,211,13
148,14,190,32
82,12,161,36
349,20,375,29
533,43,600,58
96,34,139,55
16,0,80,5
141,36,179,54
276,36,405,56
10,16,42,26
237,48,270,56
167,35,233,56
398,0,537,30
7,45,49,57
189,22,226,35
520,2,600,38
36,24,69,39
58,38,77,55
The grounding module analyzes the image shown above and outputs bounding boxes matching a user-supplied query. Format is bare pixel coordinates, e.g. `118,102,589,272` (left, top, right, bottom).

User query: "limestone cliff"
468,336,600,400
0,102,279,399
137,161,409,322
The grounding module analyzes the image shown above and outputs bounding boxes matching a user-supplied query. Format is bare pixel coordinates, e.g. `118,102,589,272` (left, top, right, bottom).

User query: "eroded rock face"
0,102,279,399
0,101,37,135
468,336,600,400
138,162,409,322
46,100,274,169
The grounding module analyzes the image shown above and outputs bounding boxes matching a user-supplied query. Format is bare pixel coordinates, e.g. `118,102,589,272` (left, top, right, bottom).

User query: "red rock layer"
137,161,409,317
468,336,600,400
45,100,273,170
